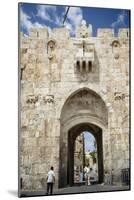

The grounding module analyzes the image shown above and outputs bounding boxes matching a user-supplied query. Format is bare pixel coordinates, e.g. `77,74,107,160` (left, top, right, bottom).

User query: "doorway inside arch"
67,123,104,186
73,132,98,185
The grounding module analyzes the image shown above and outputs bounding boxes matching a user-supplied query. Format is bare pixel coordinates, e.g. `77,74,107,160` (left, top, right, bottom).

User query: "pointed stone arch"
59,88,110,188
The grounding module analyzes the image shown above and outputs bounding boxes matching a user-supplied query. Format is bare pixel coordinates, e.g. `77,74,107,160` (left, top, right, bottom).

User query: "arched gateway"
19,10,130,194
59,88,108,188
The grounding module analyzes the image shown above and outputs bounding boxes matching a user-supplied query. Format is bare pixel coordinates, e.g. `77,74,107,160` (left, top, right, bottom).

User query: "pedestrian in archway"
46,166,55,195
84,165,90,185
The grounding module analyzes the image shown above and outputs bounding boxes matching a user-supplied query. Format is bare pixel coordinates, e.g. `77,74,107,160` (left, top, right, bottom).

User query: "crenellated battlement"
23,26,129,40
97,28,114,38
29,28,48,39
118,28,129,38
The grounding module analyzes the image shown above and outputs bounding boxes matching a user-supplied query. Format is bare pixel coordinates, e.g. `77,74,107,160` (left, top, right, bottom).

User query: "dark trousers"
46,182,53,195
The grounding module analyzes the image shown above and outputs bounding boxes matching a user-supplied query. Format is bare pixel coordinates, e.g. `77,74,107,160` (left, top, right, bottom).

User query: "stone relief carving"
79,21,88,38
43,95,54,104
25,94,55,105
114,92,128,100
77,20,92,38
26,95,38,104
80,29,88,38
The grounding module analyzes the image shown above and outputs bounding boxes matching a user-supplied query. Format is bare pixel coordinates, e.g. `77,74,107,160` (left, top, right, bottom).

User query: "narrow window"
76,61,80,72
88,61,92,72
82,61,86,71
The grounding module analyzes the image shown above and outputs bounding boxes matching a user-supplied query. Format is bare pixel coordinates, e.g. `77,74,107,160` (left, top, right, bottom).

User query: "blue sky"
19,3,130,37
83,132,96,152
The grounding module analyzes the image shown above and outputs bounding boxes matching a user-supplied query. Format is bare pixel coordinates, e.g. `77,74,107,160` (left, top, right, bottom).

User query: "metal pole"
63,7,70,26
83,133,85,181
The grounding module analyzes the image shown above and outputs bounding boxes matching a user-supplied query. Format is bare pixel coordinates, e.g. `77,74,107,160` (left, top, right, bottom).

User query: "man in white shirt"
84,165,90,185
46,166,55,195
89,167,98,184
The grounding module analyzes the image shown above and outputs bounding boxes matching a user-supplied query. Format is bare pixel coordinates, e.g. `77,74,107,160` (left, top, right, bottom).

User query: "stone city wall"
20,22,129,190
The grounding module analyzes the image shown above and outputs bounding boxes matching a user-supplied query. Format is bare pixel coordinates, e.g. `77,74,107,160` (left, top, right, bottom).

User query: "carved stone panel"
43,95,54,104
26,95,38,104
114,92,128,101
76,20,92,38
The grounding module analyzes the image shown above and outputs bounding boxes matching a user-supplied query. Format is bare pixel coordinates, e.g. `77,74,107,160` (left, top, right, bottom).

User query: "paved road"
54,184,130,194
20,184,130,197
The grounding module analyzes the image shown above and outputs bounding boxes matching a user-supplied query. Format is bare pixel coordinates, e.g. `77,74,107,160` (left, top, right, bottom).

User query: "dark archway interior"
67,123,104,187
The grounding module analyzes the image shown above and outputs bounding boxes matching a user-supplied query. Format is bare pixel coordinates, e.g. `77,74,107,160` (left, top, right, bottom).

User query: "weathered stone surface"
20,22,129,191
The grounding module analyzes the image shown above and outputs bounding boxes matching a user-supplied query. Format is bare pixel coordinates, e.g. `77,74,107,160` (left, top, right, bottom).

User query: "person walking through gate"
84,165,90,185
46,166,55,195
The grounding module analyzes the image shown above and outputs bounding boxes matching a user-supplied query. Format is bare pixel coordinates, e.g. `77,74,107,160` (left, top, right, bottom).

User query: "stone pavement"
20,184,130,197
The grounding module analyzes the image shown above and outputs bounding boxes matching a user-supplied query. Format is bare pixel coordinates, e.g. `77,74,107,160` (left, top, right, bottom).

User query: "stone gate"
20,21,129,192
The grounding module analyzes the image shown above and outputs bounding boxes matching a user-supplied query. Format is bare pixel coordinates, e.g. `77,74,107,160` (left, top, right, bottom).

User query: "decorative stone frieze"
114,92,128,100
26,95,38,104
76,20,92,38
43,94,54,104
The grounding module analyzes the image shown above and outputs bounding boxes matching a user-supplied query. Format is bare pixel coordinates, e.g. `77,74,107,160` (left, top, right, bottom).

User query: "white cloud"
64,21,74,34
36,5,62,26
65,22,73,31
20,8,33,30
111,10,127,29
20,6,85,37
37,6,84,35
33,22,44,28
36,5,55,22
67,7,83,26
20,8,51,34
64,7,84,36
